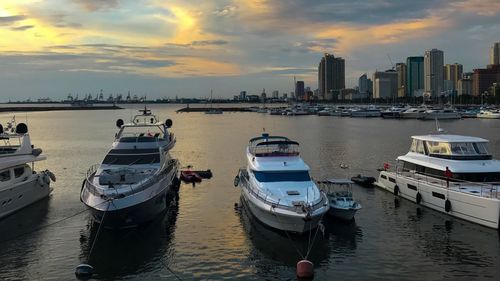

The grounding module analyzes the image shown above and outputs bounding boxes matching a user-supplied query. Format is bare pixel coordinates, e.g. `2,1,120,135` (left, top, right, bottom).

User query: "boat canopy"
249,135,300,157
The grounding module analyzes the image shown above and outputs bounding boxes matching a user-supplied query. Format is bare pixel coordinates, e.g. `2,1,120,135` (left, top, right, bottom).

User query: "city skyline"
0,0,499,101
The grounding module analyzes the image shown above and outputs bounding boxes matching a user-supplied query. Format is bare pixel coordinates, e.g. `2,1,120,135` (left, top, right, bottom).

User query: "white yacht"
401,107,427,119
477,109,500,119
81,107,179,228
375,134,500,229
351,106,381,117
235,134,329,233
317,179,362,221
420,108,461,120
0,118,55,219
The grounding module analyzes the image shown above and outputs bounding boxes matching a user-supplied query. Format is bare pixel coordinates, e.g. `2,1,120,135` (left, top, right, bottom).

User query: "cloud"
213,5,237,17
0,15,26,25
73,0,120,12
10,25,35,31
191,40,228,46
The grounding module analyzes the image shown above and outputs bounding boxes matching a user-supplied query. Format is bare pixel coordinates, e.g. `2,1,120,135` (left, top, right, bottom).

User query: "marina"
0,105,499,280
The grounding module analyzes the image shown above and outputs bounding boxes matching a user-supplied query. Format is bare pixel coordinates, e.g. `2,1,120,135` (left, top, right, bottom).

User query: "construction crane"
387,54,395,70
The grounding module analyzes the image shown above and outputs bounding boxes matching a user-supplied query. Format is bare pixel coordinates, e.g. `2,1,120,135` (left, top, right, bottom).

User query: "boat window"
450,143,476,155
416,140,426,154
253,171,310,182
472,142,490,155
410,139,417,152
426,141,451,155
0,170,10,182
102,153,160,165
14,167,24,178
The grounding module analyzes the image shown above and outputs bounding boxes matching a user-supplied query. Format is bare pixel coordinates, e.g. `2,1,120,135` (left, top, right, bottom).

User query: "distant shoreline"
0,105,123,113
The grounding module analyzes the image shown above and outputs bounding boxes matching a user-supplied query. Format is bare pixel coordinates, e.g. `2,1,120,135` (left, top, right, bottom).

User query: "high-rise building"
457,78,472,96
424,49,444,98
490,42,500,65
318,53,345,100
295,81,305,100
444,63,463,90
406,56,424,97
272,90,279,99
396,63,407,98
359,74,368,94
472,64,500,96
367,78,373,96
373,70,398,99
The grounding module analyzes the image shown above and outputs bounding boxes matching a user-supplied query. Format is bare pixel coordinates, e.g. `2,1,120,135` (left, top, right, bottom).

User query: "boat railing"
238,168,326,213
84,159,178,198
381,163,499,199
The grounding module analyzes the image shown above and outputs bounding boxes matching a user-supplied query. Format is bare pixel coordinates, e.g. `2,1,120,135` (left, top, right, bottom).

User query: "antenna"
435,118,445,133
387,54,395,70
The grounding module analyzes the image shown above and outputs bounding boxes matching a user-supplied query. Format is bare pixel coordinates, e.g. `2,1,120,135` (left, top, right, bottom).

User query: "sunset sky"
0,0,499,100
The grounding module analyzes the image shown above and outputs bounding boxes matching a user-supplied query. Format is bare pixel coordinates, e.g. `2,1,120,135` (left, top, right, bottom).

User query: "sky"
0,0,499,101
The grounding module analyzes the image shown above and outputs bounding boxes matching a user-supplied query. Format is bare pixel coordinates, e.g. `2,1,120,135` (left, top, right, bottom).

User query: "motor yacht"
235,134,329,233
420,108,461,120
81,107,179,228
381,106,407,119
477,109,500,119
351,106,381,117
0,118,55,219
317,179,362,221
375,134,500,229
401,107,427,119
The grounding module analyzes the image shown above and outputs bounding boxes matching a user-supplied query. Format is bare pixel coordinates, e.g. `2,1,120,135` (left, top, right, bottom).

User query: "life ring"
416,192,422,204
393,185,399,196
445,199,452,212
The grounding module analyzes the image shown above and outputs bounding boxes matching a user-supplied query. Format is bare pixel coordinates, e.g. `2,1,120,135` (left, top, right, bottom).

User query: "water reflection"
78,195,179,280
322,218,363,254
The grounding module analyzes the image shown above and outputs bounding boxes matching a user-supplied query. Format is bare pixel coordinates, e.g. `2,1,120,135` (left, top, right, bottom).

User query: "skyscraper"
406,56,424,97
424,49,444,98
490,42,500,65
358,73,368,94
295,81,305,100
396,63,407,98
373,70,398,99
318,53,345,100
444,63,463,90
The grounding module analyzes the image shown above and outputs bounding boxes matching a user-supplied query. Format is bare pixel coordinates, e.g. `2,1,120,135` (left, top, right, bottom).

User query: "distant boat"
477,109,500,119
419,108,461,120
205,90,223,114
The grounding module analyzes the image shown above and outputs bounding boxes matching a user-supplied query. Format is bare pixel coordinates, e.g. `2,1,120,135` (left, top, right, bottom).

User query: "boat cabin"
398,135,500,182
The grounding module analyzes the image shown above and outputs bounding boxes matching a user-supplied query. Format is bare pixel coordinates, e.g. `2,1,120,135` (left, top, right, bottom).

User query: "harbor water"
0,104,499,280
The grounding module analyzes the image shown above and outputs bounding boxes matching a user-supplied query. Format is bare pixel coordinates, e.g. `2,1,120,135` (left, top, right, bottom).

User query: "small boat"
180,170,202,183
477,109,500,119
419,108,461,120
317,179,362,221
350,174,376,187
351,106,381,117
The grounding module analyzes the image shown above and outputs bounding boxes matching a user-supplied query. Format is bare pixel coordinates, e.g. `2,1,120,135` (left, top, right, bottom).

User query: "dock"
176,107,253,113
0,105,123,113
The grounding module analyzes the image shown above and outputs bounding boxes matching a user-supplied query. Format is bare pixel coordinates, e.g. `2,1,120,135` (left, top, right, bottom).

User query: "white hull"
241,186,326,233
0,176,51,219
477,113,500,119
375,171,500,229
401,112,425,119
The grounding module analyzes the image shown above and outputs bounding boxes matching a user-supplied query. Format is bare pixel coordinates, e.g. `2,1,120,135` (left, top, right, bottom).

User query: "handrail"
84,159,178,198
238,168,327,213
380,161,499,199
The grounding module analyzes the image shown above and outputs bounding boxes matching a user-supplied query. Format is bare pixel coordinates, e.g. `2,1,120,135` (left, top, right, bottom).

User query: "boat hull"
0,176,51,219
375,171,500,229
327,207,359,221
241,185,326,234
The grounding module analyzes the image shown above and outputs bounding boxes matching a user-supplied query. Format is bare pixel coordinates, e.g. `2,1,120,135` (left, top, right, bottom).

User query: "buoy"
75,264,94,279
296,259,314,280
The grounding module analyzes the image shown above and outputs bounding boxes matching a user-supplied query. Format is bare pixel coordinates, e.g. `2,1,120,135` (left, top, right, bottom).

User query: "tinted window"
14,167,24,178
253,171,310,182
0,170,10,182
102,154,160,165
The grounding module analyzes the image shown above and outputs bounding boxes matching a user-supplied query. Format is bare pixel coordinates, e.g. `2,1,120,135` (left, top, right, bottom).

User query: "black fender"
416,192,422,204
393,185,399,196
445,199,452,212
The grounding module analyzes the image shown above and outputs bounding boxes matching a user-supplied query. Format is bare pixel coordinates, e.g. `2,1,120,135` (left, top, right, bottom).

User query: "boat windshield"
426,141,490,156
253,171,310,182
102,153,160,165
